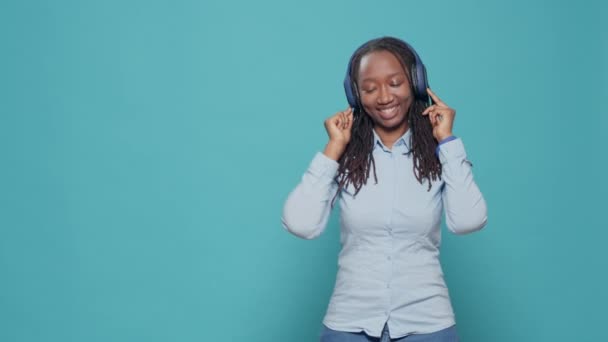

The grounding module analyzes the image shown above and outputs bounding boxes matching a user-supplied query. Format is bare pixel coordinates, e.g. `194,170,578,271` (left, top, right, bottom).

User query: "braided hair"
331,37,442,208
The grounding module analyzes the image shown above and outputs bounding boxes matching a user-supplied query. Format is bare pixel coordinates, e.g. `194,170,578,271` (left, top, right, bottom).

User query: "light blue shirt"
281,127,488,338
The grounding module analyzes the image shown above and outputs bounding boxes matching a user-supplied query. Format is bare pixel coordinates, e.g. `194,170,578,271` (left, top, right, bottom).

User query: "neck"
374,123,409,149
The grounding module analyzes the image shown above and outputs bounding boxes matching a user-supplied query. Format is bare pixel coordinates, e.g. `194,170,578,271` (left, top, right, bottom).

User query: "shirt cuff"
437,137,467,165
435,135,458,157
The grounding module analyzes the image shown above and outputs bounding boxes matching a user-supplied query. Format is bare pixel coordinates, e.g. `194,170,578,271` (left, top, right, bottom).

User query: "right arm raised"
281,107,353,240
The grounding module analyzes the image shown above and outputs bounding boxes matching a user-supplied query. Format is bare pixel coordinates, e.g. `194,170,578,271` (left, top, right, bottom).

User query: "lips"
377,104,400,120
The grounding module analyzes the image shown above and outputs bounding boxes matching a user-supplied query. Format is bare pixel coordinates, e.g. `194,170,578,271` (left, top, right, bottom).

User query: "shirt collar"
372,127,412,153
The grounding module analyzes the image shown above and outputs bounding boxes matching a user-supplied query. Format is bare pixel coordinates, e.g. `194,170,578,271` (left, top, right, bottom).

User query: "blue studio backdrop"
1,0,606,341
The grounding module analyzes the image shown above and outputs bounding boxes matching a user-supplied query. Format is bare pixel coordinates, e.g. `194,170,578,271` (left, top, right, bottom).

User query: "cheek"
398,90,413,107
402,96,413,108
396,87,412,102
359,95,376,112
359,93,375,106
397,97,413,117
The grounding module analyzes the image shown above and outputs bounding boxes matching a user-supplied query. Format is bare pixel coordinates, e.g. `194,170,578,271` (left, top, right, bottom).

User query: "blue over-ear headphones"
343,37,431,110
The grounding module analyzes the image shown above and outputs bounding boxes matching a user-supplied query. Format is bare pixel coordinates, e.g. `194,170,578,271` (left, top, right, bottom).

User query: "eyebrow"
360,72,406,83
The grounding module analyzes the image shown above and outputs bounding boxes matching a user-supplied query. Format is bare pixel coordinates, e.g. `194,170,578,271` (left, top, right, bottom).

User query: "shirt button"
387,255,391,260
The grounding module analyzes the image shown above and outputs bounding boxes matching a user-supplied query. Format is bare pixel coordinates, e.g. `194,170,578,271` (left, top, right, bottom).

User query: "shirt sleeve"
438,138,488,234
435,135,458,156
281,151,339,239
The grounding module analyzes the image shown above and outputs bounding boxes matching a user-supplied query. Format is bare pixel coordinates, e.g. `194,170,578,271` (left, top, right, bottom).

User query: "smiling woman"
281,36,488,342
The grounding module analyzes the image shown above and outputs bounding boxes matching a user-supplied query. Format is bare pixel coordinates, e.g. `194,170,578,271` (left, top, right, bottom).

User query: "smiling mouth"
377,105,400,120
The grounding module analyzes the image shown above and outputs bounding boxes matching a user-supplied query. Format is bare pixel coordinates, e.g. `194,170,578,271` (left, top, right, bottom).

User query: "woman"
281,36,488,342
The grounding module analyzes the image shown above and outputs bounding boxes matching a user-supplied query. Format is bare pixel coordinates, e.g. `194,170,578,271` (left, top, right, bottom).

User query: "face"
356,50,413,131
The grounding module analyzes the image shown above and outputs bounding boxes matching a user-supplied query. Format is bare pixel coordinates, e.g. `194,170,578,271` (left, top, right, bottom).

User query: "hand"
323,107,353,160
324,107,353,147
421,88,455,141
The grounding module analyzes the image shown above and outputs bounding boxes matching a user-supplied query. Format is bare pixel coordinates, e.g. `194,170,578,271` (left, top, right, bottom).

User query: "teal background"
1,0,606,340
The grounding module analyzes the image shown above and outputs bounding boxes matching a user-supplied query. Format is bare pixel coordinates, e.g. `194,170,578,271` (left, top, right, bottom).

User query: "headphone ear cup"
420,64,430,104
343,74,358,109
410,64,419,97
412,63,431,105
352,83,361,109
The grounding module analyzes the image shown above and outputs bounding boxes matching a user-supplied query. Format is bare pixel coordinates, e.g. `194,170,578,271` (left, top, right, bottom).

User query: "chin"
379,117,407,131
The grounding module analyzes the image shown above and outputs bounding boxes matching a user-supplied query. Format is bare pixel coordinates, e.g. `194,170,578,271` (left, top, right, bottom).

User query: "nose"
377,85,393,105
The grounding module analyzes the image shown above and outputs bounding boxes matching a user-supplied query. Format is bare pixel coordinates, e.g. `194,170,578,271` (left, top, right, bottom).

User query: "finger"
430,111,441,126
339,108,350,119
334,113,343,128
431,107,452,118
424,105,447,116
346,112,353,130
422,105,436,116
426,88,446,106
334,111,342,120
434,111,447,124
426,109,434,125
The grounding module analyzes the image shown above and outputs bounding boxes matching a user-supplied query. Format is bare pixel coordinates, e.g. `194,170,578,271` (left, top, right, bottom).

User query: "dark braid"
331,37,442,208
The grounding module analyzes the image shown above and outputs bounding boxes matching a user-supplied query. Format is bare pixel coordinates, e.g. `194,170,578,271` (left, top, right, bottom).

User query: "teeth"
380,106,398,113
